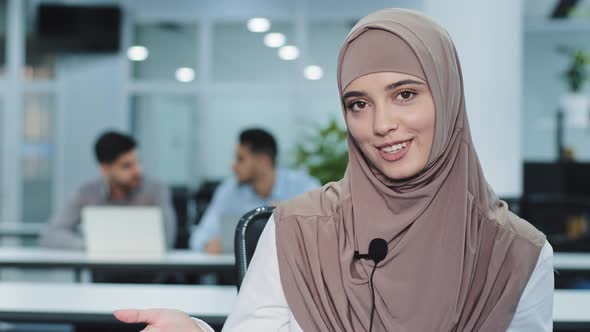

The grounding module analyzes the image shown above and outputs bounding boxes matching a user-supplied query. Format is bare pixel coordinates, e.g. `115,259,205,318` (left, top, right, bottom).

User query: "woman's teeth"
381,140,409,153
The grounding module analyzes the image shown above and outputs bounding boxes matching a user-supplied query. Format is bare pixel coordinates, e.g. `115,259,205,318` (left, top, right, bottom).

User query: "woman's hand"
114,308,205,332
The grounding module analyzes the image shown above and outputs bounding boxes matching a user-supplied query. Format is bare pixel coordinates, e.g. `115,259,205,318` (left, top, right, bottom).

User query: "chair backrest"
171,186,189,249
234,206,275,289
192,180,222,226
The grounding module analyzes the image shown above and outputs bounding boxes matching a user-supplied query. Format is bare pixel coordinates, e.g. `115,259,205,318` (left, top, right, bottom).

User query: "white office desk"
0,284,584,329
554,253,590,271
0,223,43,239
0,282,236,326
0,249,585,275
0,247,235,282
554,289,590,329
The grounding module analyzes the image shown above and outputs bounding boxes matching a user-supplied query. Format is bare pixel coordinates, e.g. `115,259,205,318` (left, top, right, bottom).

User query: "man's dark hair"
94,131,137,164
239,128,278,166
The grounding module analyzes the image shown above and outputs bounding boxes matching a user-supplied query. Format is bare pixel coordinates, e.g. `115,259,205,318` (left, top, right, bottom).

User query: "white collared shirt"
197,215,554,331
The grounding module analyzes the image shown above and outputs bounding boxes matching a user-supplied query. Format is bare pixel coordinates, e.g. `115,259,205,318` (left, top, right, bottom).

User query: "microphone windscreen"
368,238,388,263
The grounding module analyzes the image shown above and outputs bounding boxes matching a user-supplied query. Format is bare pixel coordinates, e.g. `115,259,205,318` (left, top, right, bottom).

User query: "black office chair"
171,186,189,249
234,206,275,289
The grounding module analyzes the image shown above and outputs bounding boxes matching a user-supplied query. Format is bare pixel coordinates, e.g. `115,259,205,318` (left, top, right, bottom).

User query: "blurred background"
0,0,588,330
0,0,590,276
0,0,587,237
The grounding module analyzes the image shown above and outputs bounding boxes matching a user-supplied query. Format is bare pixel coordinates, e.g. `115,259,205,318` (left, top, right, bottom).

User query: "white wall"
523,29,590,161
423,0,524,197
56,55,126,207
132,95,194,186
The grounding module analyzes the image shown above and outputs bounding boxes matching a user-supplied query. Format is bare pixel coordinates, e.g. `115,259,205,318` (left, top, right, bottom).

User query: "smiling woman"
343,72,435,180
339,27,435,181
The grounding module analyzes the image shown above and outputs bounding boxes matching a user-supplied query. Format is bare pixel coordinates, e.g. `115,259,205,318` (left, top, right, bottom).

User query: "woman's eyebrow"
342,90,368,101
385,79,425,91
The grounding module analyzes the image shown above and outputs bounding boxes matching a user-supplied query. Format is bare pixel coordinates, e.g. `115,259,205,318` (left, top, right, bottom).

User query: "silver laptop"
82,206,166,261
219,213,245,254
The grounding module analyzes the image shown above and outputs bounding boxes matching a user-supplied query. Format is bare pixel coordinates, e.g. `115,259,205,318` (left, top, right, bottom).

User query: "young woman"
115,8,553,332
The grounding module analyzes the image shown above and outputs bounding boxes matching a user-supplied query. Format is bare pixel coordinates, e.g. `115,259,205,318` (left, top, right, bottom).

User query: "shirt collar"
99,178,142,202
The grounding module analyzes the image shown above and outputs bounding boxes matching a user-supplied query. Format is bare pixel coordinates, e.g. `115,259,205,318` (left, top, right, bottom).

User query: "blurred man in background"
190,128,319,254
40,131,176,250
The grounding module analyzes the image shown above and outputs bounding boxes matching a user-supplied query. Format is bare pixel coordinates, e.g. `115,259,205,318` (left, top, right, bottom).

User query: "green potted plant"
294,118,348,185
558,46,590,128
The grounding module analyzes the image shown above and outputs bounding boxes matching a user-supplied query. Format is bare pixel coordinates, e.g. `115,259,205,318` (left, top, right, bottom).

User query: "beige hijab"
274,8,546,332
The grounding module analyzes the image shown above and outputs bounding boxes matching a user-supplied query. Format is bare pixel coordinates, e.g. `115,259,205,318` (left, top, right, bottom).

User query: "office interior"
0,0,589,331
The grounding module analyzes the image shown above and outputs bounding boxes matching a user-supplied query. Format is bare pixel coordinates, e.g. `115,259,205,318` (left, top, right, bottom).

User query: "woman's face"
343,72,436,180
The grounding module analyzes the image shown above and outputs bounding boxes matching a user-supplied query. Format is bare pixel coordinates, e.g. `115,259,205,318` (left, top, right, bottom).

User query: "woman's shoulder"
275,179,350,221
494,201,546,248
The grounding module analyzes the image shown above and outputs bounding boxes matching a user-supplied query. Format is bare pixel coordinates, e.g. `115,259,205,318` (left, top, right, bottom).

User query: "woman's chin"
380,163,422,181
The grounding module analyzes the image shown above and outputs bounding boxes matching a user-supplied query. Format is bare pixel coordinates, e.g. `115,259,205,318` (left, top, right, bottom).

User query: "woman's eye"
396,90,417,101
349,101,368,112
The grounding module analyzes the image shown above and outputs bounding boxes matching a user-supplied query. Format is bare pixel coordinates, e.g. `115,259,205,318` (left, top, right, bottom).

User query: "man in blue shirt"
190,129,320,253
